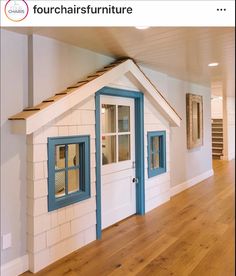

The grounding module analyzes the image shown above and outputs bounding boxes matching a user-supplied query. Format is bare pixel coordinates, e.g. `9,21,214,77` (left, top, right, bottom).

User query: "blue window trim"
95,86,145,240
147,131,166,178
48,135,90,211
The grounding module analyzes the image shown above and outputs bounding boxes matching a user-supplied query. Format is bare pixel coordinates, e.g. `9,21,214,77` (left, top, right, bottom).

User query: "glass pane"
55,171,65,198
55,145,65,169
68,169,80,194
102,136,116,165
101,104,116,133
151,153,160,169
152,136,160,153
192,101,200,142
118,135,130,162
118,106,130,132
68,144,79,167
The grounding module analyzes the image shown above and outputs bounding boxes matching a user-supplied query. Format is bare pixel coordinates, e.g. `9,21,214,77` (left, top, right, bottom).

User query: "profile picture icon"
4,0,29,22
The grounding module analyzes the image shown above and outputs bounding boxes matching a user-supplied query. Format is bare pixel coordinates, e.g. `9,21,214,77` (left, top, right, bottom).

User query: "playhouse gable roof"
9,58,181,134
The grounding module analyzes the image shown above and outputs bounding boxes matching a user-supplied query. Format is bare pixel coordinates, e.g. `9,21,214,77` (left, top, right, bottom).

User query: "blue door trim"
95,86,145,239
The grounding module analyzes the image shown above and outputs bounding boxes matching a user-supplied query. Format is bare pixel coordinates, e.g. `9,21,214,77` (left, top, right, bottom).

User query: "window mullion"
151,137,154,153
65,144,68,195
116,104,118,163
68,165,80,171
55,168,66,173
151,153,154,169
79,143,84,191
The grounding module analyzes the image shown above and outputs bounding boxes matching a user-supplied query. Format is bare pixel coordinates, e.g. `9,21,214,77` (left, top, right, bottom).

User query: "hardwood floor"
22,160,235,276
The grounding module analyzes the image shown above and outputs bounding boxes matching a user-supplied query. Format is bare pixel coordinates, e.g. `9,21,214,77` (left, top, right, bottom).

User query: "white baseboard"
228,156,235,161
170,169,214,197
145,191,170,213
222,155,235,161
1,254,28,276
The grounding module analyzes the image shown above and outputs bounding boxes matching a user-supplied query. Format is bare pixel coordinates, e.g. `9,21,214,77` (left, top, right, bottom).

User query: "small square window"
147,131,166,178
48,136,90,211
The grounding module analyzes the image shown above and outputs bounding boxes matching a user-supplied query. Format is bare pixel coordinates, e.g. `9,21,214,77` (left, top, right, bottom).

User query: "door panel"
102,175,135,229
101,95,136,229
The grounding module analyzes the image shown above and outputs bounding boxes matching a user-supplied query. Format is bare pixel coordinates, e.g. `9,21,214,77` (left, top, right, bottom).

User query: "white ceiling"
6,27,235,95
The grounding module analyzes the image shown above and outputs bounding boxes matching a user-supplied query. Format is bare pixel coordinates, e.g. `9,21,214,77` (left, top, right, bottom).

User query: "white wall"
1,30,28,265
223,96,235,160
32,35,114,105
211,80,235,161
140,67,212,188
171,80,212,187
226,97,235,160
211,97,223,119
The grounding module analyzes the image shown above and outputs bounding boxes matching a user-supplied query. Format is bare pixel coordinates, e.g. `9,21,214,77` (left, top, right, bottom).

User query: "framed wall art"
186,93,203,149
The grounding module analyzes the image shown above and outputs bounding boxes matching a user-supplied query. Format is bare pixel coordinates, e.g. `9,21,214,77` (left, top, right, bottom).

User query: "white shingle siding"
144,97,171,212
27,96,97,273
27,90,172,273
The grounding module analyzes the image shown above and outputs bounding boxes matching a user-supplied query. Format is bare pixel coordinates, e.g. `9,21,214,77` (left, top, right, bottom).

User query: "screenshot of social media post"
0,1,235,276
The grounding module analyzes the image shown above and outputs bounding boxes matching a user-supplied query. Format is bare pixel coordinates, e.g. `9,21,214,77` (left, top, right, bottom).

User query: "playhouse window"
101,104,131,165
147,131,166,178
48,136,90,211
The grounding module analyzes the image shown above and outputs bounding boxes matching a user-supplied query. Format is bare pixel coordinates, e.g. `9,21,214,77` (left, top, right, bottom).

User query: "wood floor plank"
136,221,228,276
108,234,178,276
190,222,235,276
22,160,235,276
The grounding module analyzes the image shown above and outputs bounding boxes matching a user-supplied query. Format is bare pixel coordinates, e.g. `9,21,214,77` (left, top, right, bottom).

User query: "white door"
101,95,136,229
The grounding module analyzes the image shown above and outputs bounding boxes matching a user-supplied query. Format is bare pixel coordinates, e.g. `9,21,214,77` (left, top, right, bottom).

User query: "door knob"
132,177,138,183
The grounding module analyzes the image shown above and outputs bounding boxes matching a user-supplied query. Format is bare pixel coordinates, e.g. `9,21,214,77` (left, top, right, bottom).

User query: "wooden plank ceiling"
6,27,235,95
